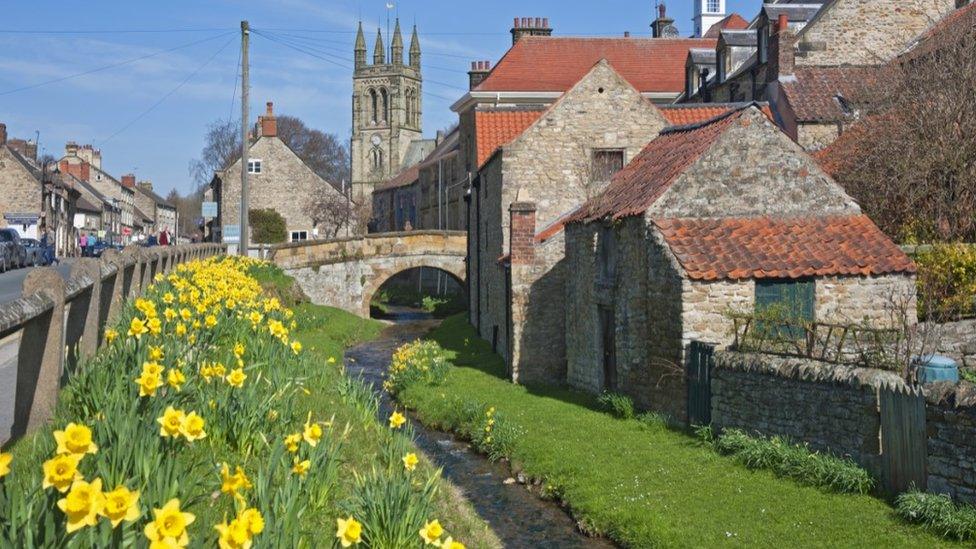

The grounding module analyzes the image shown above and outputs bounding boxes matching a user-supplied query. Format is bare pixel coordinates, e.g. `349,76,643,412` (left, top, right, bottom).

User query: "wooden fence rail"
0,243,225,446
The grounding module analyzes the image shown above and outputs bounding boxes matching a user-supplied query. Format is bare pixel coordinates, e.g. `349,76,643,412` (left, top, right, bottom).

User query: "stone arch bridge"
269,231,466,317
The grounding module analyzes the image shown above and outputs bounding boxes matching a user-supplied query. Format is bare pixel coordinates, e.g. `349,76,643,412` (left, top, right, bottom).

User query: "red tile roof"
374,164,420,192
659,103,774,126
704,13,751,38
475,37,716,94
781,66,884,123
570,105,750,224
474,108,545,167
655,215,916,281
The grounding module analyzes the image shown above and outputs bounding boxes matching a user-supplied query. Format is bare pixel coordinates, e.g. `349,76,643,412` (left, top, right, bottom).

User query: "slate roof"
76,196,101,213
374,164,420,193
719,30,757,47
474,108,545,167
762,4,824,24
688,48,717,65
780,66,883,122
474,36,716,94
655,215,916,281
569,105,750,224
704,13,751,38
375,128,460,192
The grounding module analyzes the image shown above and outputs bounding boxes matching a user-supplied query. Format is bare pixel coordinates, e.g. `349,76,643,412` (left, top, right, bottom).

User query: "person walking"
159,228,170,246
79,233,88,257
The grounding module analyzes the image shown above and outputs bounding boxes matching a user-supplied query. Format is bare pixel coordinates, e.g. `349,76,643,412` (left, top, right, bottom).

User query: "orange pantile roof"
474,108,544,167
475,36,716,94
704,13,751,38
570,105,750,224
659,103,774,126
655,215,916,281
374,164,420,192
780,66,884,123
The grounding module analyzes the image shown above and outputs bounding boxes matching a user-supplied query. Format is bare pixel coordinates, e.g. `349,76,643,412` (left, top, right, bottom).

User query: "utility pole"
239,20,250,256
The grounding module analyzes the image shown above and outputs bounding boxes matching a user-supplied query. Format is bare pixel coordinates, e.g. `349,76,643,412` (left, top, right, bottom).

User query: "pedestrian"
79,233,88,257
159,228,170,246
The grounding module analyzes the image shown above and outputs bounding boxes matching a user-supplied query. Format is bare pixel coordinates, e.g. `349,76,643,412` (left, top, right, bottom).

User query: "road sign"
202,201,218,217
223,224,240,243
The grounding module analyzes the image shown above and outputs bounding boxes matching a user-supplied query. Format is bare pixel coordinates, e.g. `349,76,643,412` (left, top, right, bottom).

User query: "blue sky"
0,0,759,195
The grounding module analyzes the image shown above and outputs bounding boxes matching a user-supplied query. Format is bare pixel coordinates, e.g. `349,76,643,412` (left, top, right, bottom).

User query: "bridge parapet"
270,230,466,270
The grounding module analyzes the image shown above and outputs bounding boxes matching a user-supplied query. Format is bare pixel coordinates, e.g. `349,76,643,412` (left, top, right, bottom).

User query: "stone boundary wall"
925,319,976,368
924,381,976,504
711,351,906,477
269,230,466,270
0,243,224,445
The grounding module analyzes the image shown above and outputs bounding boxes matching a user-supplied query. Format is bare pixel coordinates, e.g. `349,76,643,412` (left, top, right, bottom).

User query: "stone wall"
925,381,976,504
0,146,41,226
510,230,567,384
712,351,906,476
795,0,953,66
797,123,840,152
926,319,976,368
816,274,918,326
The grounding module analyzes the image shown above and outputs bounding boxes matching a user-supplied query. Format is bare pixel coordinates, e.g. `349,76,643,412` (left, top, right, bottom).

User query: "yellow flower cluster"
156,406,207,442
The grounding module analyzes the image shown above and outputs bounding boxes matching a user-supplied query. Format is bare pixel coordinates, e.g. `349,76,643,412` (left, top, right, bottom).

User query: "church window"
247,159,262,174
369,89,379,124
370,147,384,170
380,88,389,123
405,89,414,126
706,0,721,13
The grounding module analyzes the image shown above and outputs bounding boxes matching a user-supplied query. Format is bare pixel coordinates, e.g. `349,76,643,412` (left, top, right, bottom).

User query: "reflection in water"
344,307,615,548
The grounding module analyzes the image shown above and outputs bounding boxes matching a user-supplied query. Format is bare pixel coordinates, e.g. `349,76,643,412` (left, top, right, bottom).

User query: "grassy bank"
2,260,497,548
396,314,957,548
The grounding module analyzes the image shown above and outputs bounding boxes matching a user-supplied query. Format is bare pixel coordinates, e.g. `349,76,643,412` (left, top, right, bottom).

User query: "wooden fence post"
10,269,66,439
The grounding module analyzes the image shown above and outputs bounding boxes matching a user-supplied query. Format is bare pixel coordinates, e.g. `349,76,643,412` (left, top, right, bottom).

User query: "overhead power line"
100,35,237,145
0,31,235,97
0,27,234,34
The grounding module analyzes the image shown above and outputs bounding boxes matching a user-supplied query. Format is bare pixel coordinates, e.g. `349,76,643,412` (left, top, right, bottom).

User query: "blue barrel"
913,354,960,384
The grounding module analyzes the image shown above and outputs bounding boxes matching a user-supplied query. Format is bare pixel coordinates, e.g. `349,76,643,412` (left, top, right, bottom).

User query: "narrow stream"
344,306,615,548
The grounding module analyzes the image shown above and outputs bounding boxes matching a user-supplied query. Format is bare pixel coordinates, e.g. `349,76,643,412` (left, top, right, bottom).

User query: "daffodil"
175,323,187,336
336,516,363,547
212,363,227,377
57,478,105,533
53,422,98,456
128,317,148,339
179,308,192,322
157,407,185,438
163,292,174,304
167,369,186,391
419,519,444,545
147,346,164,362
205,314,218,328
403,453,419,472
104,328,119,343
220,463,252,496
441,537,466,549
42,453,82,492
148,317,162,335
327,357,337,365
180,412,207,442
284,433,302,453
225,368,247,388
389,411,406,429
0,452,11,478
101,485,141,527
144,499,194,548
214,518,251,549
233,342,245,358
292,459,311,477
291,340,302,355
239,508,264,535
303,419,323,447
135,371,164,397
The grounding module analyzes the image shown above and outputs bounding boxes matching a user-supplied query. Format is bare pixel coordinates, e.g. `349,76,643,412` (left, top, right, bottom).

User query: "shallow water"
344,306,615,548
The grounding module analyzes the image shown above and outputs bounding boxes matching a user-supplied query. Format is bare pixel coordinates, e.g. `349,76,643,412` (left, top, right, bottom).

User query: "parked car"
0,241,12,272
0,228,27,268
84,239,114,258
20,238,49,266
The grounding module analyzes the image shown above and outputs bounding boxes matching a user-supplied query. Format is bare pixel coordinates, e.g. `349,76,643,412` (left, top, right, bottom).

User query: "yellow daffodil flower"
327,357,337,365
0,452,11,478
180,412,207,442
162,292,174,304
388,411,406,429
303,420,323,447
128,317,148,339
101,485,141,528
175,322,187,336
167,369,186,391
403,453,419,472
144,498,194,548
220,463,252,496
441,537,466,549
284,433,301,453
419,519,444,545
291,459,311,477
225,368,247,388
233,342,245,358
104,328,119,343
291,340,302,355
42,453,82,492
214,518,251,549
53,422,98,456
336,516,363,547
239,508,264,535
148,346,164,361
57,478,105,533
157,407,185,438
179,308,192,322
148,317,162,335
135,371,164,397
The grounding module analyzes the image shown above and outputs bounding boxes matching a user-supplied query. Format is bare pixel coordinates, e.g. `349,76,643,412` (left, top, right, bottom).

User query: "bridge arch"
270,231,466,318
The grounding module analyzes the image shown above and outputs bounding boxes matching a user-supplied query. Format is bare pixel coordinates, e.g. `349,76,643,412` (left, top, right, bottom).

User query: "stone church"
350,20,434,202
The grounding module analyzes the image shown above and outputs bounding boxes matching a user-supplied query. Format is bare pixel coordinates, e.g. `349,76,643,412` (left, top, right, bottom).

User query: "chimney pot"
543,17,549,28
624,31,630,37
778,14,788,32
471,61,477,70
261,101,278,138
266,101,274,115
513,17,519,28
535,17,541,27
485,60,491,69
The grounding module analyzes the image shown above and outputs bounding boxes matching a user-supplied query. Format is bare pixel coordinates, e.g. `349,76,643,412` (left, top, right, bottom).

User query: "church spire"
373,27,385,65
409,24,421,68
354,22,367,69
391,18,404,66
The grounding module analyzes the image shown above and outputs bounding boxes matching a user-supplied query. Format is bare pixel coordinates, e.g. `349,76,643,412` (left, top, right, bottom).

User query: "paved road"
0,260,75,445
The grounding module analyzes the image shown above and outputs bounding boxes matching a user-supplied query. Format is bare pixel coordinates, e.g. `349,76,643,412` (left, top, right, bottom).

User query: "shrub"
710,429,875,495
421,296,447,313
896,491,976,541
384,340,449,395
915,243,976,320
249,208,287,244
597,392,635,420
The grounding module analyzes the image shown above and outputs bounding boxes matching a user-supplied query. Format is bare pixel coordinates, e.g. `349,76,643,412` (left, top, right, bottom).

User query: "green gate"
687,341,715,426
880,384,927,495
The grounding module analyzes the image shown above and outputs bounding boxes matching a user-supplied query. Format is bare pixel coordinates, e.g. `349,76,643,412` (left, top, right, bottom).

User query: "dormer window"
686,66,701,98
758,22,770,64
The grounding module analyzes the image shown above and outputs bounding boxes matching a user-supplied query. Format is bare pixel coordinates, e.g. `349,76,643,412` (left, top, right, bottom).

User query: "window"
758,23,769,64
247,159,262,174
289,231,308,242
370,147,384,170
592,150,624,183
368,88,378,124
755,279,815,339
597,225,617,283
706,0,721,13
380,88,389,123
717,50,727,82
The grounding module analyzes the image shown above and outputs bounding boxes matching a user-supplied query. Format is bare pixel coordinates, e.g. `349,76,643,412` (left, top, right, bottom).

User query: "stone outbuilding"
563,104,916,420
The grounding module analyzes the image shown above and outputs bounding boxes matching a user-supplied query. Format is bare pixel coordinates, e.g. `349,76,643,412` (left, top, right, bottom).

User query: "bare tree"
820,10,976,242
303,185,354,239
189,119,240,186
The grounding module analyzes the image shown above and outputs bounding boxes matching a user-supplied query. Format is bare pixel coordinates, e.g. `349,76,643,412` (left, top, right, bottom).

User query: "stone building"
62,172,122,240
132,180,177,238
683,0,957,151
59,142,136,242
350,20,432,202
562,105,916,420
211,102,346,248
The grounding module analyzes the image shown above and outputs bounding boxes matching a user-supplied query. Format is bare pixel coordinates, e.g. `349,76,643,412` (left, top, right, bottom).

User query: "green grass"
397,314,959,548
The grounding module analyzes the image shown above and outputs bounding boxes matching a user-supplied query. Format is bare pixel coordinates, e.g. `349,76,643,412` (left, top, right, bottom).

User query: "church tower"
693,0,726,37
351,19,423,201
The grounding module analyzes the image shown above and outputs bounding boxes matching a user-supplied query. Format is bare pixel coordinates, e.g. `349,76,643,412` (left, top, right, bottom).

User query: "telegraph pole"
239,20,250,256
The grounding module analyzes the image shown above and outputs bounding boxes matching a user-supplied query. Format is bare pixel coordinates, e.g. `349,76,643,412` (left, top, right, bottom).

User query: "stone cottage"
211,102,346,248
562,105,916,420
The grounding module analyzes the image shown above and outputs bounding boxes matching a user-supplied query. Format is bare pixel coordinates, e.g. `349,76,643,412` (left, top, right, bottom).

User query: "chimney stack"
260,101,277,138
509,201,537,265
121,174,136,188
652,2,677,38
0,123,6,145
510,16,552,45
768,13,795,82
7,139,37,161
138,181,153,192
468,60,492,90
65,141,79,157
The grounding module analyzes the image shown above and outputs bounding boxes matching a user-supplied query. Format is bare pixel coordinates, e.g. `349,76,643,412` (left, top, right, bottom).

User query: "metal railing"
0,243,225,445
